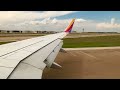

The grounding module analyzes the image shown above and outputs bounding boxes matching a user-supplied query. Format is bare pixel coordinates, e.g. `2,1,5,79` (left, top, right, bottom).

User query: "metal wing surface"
0,19,75,79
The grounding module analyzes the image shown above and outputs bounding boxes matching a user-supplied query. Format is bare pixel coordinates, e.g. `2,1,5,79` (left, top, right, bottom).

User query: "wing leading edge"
0,19,75,79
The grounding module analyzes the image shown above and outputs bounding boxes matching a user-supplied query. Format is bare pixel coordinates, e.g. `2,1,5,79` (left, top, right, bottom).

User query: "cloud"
39,11,76,18
0,11,78,31
0,11,77,24
97,23,120,29
111,18,115,25
40,17,52,24
51,18,58,24
25,18,77,25
96,18,120,29
1,12,120,32
76,18,86,22
0,17,87,31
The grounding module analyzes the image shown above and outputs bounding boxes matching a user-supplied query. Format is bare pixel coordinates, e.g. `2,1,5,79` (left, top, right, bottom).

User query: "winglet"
64,18,75,33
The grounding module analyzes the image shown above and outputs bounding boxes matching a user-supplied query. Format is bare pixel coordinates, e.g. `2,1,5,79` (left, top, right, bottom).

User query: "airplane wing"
0,19,75,79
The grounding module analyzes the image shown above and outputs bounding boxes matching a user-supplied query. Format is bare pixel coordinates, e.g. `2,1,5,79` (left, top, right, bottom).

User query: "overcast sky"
0,11,120,32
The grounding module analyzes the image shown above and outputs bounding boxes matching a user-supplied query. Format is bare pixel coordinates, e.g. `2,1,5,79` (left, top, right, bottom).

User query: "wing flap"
0,39,62,79
8,62,43,79
0,67,14,79
22,39,62,69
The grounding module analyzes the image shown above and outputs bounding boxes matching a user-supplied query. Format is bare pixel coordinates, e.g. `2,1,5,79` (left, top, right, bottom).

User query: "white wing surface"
0,19,75,79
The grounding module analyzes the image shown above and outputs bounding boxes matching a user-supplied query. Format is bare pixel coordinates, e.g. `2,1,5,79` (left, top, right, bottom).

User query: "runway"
42,47,120,79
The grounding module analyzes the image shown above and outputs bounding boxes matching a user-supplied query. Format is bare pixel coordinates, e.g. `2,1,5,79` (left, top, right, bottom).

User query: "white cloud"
1,12,120,32
0,15,109,33
39,11,76,18
97,18,120,29
0,11,77,24
51,18,57,24
40,17,52,24
97,23,120,29
1,18,87,31
0,11,79,31
76,18,86,22
111,18,115,25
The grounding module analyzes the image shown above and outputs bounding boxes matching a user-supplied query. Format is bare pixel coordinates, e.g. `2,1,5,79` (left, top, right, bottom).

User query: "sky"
0,11,120,32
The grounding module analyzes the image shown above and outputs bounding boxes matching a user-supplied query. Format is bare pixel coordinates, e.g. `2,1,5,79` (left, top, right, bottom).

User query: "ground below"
42,49,120,79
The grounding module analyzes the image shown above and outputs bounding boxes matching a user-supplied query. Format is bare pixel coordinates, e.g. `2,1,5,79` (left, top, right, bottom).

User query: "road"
42,47,120,79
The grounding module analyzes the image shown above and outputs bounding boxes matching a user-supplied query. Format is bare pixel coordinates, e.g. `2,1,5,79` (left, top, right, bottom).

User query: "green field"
0,41,14,45
1,35,120,48
0,33,48,37
63,35,120,48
